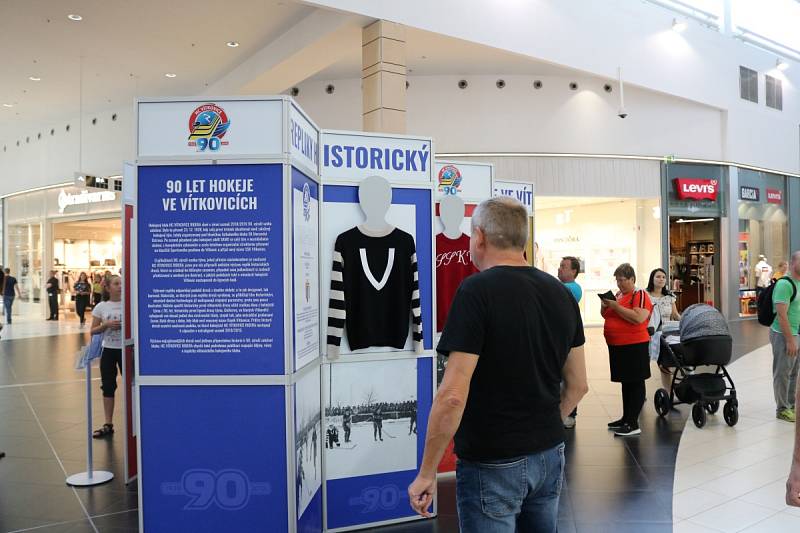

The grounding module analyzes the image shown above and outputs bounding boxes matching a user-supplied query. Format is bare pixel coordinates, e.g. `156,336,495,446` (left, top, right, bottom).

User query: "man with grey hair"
409,197,588,532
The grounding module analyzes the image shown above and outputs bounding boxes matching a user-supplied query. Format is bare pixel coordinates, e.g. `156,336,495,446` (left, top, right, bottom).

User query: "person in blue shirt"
558,256,583,429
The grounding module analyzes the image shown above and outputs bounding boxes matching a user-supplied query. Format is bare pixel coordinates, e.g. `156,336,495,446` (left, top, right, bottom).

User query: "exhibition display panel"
320,130,436,531
132,97,323,532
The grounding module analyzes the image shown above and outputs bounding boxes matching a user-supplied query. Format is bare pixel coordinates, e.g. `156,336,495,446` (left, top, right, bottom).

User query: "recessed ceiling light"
67,14,83,21
226,41,240,48
165,73,177,78
2,103,13,108
29,76,41,81
777,58,790,71
672,18,688,33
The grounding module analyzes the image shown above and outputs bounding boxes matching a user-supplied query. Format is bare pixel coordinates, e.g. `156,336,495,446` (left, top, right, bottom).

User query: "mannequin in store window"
755,255,773,298
773,260,789,285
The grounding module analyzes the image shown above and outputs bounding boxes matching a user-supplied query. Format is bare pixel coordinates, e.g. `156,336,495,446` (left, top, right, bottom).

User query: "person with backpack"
765,251,800,423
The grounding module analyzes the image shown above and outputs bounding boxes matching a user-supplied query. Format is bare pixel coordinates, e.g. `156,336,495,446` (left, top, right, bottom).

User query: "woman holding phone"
600,263,653,437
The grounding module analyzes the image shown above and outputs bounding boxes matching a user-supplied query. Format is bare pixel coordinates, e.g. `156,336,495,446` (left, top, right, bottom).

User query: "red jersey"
436,233,478,332
602,289,653,346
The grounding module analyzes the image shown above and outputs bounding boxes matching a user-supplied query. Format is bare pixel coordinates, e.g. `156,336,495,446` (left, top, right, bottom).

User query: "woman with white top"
90,275,123,438
647,268,681,392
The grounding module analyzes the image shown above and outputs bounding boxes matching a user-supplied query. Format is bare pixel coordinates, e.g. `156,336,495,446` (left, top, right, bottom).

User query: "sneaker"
777,409,796,423
607,418,625,430
614,423,641,437
563,416,576,429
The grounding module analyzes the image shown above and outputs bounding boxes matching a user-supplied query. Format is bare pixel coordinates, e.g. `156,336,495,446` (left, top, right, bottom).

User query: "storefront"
664,163,727,314
735,169,789,317
3,185,121,320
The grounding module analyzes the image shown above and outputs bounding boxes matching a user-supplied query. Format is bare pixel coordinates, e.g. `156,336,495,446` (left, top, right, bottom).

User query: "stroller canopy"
679,304,730,341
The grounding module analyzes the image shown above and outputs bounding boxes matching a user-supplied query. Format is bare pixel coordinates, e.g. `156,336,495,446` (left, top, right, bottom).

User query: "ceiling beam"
203,9,367,95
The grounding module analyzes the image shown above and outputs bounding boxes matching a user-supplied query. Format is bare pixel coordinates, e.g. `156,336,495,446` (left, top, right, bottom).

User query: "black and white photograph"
295,365,322,518
324,358,418,480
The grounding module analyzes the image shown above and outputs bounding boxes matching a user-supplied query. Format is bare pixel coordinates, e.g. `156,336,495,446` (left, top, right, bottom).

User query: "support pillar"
362,20,406,133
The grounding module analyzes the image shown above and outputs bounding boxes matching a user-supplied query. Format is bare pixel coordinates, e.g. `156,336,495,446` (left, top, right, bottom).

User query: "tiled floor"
0,318,777,532
673,342,800,533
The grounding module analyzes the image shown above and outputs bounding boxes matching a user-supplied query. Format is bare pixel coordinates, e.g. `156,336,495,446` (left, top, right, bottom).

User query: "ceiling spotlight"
226,41,240,48
29,76,41,81
165,73,177,78
67,14,83,21
672,18,688,33
777,58,790,71
2,103,13,108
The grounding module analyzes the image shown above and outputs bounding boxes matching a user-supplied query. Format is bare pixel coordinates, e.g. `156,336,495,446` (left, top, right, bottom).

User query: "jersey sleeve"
411,246,423,353
326,236,346,358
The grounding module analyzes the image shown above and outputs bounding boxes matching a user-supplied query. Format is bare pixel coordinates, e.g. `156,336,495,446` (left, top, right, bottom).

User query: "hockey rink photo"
295,365,322,517
324,358,418,480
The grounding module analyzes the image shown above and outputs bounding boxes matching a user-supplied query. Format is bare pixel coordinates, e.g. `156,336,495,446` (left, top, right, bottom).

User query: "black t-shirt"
3,276,18,297
437,265,585,461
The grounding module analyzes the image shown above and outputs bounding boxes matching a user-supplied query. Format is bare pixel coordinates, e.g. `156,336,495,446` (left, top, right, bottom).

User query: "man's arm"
408,351,478,517
787,373,800,507
776,303,798,356
561,345,589,419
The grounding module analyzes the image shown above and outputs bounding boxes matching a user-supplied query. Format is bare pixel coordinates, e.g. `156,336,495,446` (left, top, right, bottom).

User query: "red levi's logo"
675,178,718,201
766,188,782,204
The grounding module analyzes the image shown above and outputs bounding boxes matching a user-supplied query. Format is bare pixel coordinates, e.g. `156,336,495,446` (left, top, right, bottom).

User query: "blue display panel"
323,186,434,351
137,164,285,375
139,385,288,532
325,357,433,529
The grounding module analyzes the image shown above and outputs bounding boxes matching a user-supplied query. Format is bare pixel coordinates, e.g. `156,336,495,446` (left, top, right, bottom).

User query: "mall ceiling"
0,0,587,132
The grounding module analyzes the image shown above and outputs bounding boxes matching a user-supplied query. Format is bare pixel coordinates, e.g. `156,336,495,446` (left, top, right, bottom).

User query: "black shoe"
614,423,641,437
46,318,53,321
607,418,625,430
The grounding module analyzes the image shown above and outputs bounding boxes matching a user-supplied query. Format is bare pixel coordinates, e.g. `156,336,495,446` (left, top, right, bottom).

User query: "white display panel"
295,365,322,519
137,99,284,158
293,186,320,371
321,202,418,356
435,161,493,202
321,131,433,183
289,104,319,174
494,180,534,215
323,358,418,480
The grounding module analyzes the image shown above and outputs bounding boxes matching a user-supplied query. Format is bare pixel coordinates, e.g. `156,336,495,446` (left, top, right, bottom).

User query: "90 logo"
160,469,271,511
348,484,408,514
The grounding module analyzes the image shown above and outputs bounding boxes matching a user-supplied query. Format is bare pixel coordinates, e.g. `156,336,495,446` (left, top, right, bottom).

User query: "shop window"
739,66,758,103
766,75,783,110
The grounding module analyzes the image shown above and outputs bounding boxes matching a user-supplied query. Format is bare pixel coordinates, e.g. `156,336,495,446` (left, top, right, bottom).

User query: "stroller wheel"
723,401,739,427
692,402,707,428
705,400,720,415
654,389,671,417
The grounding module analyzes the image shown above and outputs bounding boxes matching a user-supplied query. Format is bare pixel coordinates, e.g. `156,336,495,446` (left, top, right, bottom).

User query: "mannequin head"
358,176,392,232
439,196,465,239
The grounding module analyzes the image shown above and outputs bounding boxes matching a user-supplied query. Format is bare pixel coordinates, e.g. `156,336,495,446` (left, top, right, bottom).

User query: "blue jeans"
456,443,565,533
3,295,13,323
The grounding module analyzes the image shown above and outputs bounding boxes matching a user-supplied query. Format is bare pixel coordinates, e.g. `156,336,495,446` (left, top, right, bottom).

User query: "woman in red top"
601,263,653,437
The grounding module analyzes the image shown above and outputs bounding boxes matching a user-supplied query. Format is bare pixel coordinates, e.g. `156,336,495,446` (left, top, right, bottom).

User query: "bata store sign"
674,178,719,201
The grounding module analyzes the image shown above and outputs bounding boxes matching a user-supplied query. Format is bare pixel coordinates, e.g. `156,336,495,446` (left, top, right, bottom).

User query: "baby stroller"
653,304,739,428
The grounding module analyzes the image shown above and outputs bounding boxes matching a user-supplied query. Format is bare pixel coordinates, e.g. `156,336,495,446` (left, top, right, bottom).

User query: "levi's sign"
675,178,718,201
767,188,783,204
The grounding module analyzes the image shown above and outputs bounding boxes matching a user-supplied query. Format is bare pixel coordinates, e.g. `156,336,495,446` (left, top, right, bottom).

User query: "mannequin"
755,255,773,299
435,196,478,333
439,196,465,240
358,176,393,235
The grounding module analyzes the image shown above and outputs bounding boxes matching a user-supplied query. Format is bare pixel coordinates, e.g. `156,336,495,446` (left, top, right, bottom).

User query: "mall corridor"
0,320,783,532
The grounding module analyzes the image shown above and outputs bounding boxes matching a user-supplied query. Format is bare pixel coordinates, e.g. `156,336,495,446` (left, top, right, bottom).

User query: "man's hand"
788,338,799,358
787,465,800,507
408,472,436,517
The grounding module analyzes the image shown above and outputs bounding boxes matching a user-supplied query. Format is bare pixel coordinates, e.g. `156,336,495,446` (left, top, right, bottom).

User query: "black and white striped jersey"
326,226,423,357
